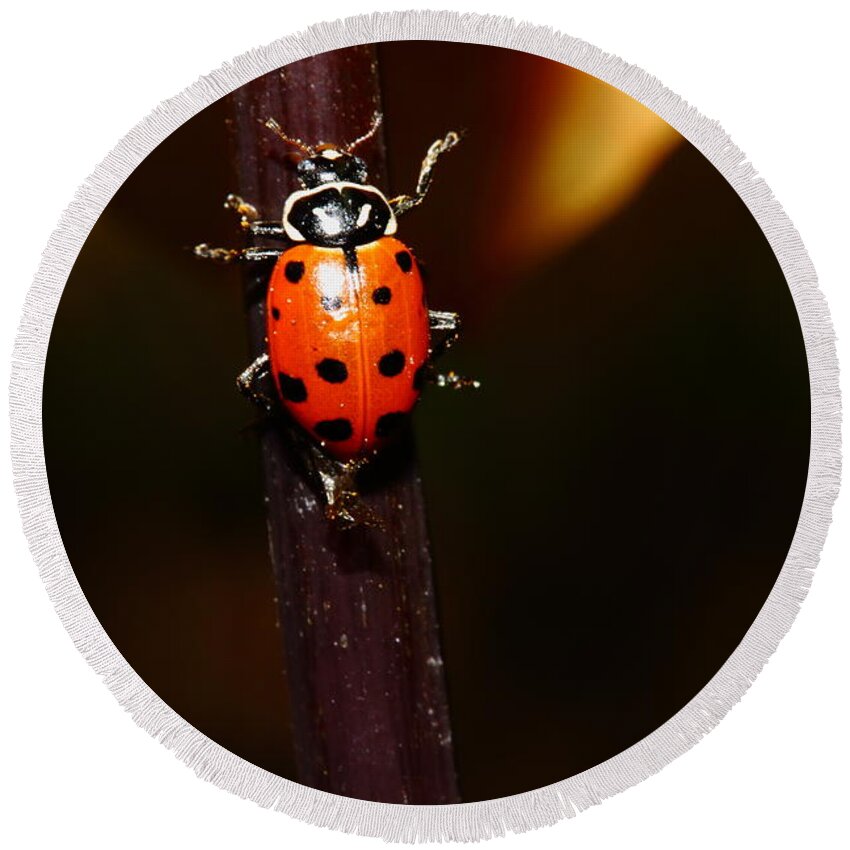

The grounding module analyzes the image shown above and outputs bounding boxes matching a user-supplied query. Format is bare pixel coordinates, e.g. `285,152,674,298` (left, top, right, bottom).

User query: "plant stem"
227,46,459,805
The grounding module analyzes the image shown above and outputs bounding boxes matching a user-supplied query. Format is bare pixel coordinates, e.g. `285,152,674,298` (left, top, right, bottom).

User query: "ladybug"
196,113,478,525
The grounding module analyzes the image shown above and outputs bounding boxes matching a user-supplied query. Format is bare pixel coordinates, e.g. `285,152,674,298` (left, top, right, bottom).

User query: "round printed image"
44,42,809,805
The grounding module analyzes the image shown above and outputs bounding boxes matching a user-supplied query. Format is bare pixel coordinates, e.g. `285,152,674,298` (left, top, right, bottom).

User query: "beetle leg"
426,310,480,388
248,222,288,238
429,309,460,329
194,244,283,263
428,309,462,356
313,456,384,530
427,369,480,390
224,194,288,239
237,353,277,411
389,131,462,216
224,193,260,224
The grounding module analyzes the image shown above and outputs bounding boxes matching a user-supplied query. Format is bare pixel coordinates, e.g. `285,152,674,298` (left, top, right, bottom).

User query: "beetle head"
263,112,383,188
296,148,369,188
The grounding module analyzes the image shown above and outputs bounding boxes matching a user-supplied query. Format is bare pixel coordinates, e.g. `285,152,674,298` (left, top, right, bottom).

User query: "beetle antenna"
344,112,383,153
263,118,315,157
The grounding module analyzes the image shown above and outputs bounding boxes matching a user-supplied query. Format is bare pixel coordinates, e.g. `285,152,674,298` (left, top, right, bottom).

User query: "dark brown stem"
227,47,459,805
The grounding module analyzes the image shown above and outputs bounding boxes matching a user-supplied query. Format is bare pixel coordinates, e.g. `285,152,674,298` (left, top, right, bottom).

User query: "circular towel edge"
8,9,842,843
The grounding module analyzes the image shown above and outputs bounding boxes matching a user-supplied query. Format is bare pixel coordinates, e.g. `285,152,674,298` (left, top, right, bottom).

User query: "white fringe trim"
8,10,841,843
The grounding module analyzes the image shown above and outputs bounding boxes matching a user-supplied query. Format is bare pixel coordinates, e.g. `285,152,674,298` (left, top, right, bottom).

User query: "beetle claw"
320,465,384,531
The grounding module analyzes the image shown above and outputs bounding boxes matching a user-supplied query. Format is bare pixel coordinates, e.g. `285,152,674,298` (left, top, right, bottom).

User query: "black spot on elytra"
413,364,426,391
321,295,343,312
316,358,348,383
378,350,405,377
376,411,409,439
285,261,305,282
277,372,307,403
395,250,413,273
372,286,392,305
271,306,280,320
314,418,353,442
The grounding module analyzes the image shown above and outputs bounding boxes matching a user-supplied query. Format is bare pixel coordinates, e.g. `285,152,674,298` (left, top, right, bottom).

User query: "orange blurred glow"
494,71,682,273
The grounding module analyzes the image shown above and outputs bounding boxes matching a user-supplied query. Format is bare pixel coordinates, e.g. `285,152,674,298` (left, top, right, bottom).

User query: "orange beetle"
197,114,477,524
266,237,428,462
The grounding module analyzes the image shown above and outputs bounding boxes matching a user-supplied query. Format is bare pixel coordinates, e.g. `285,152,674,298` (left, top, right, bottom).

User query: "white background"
2,1,848,847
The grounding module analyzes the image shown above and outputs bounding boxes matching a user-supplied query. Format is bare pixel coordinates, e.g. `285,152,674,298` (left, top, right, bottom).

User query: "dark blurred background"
43,43,809,802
